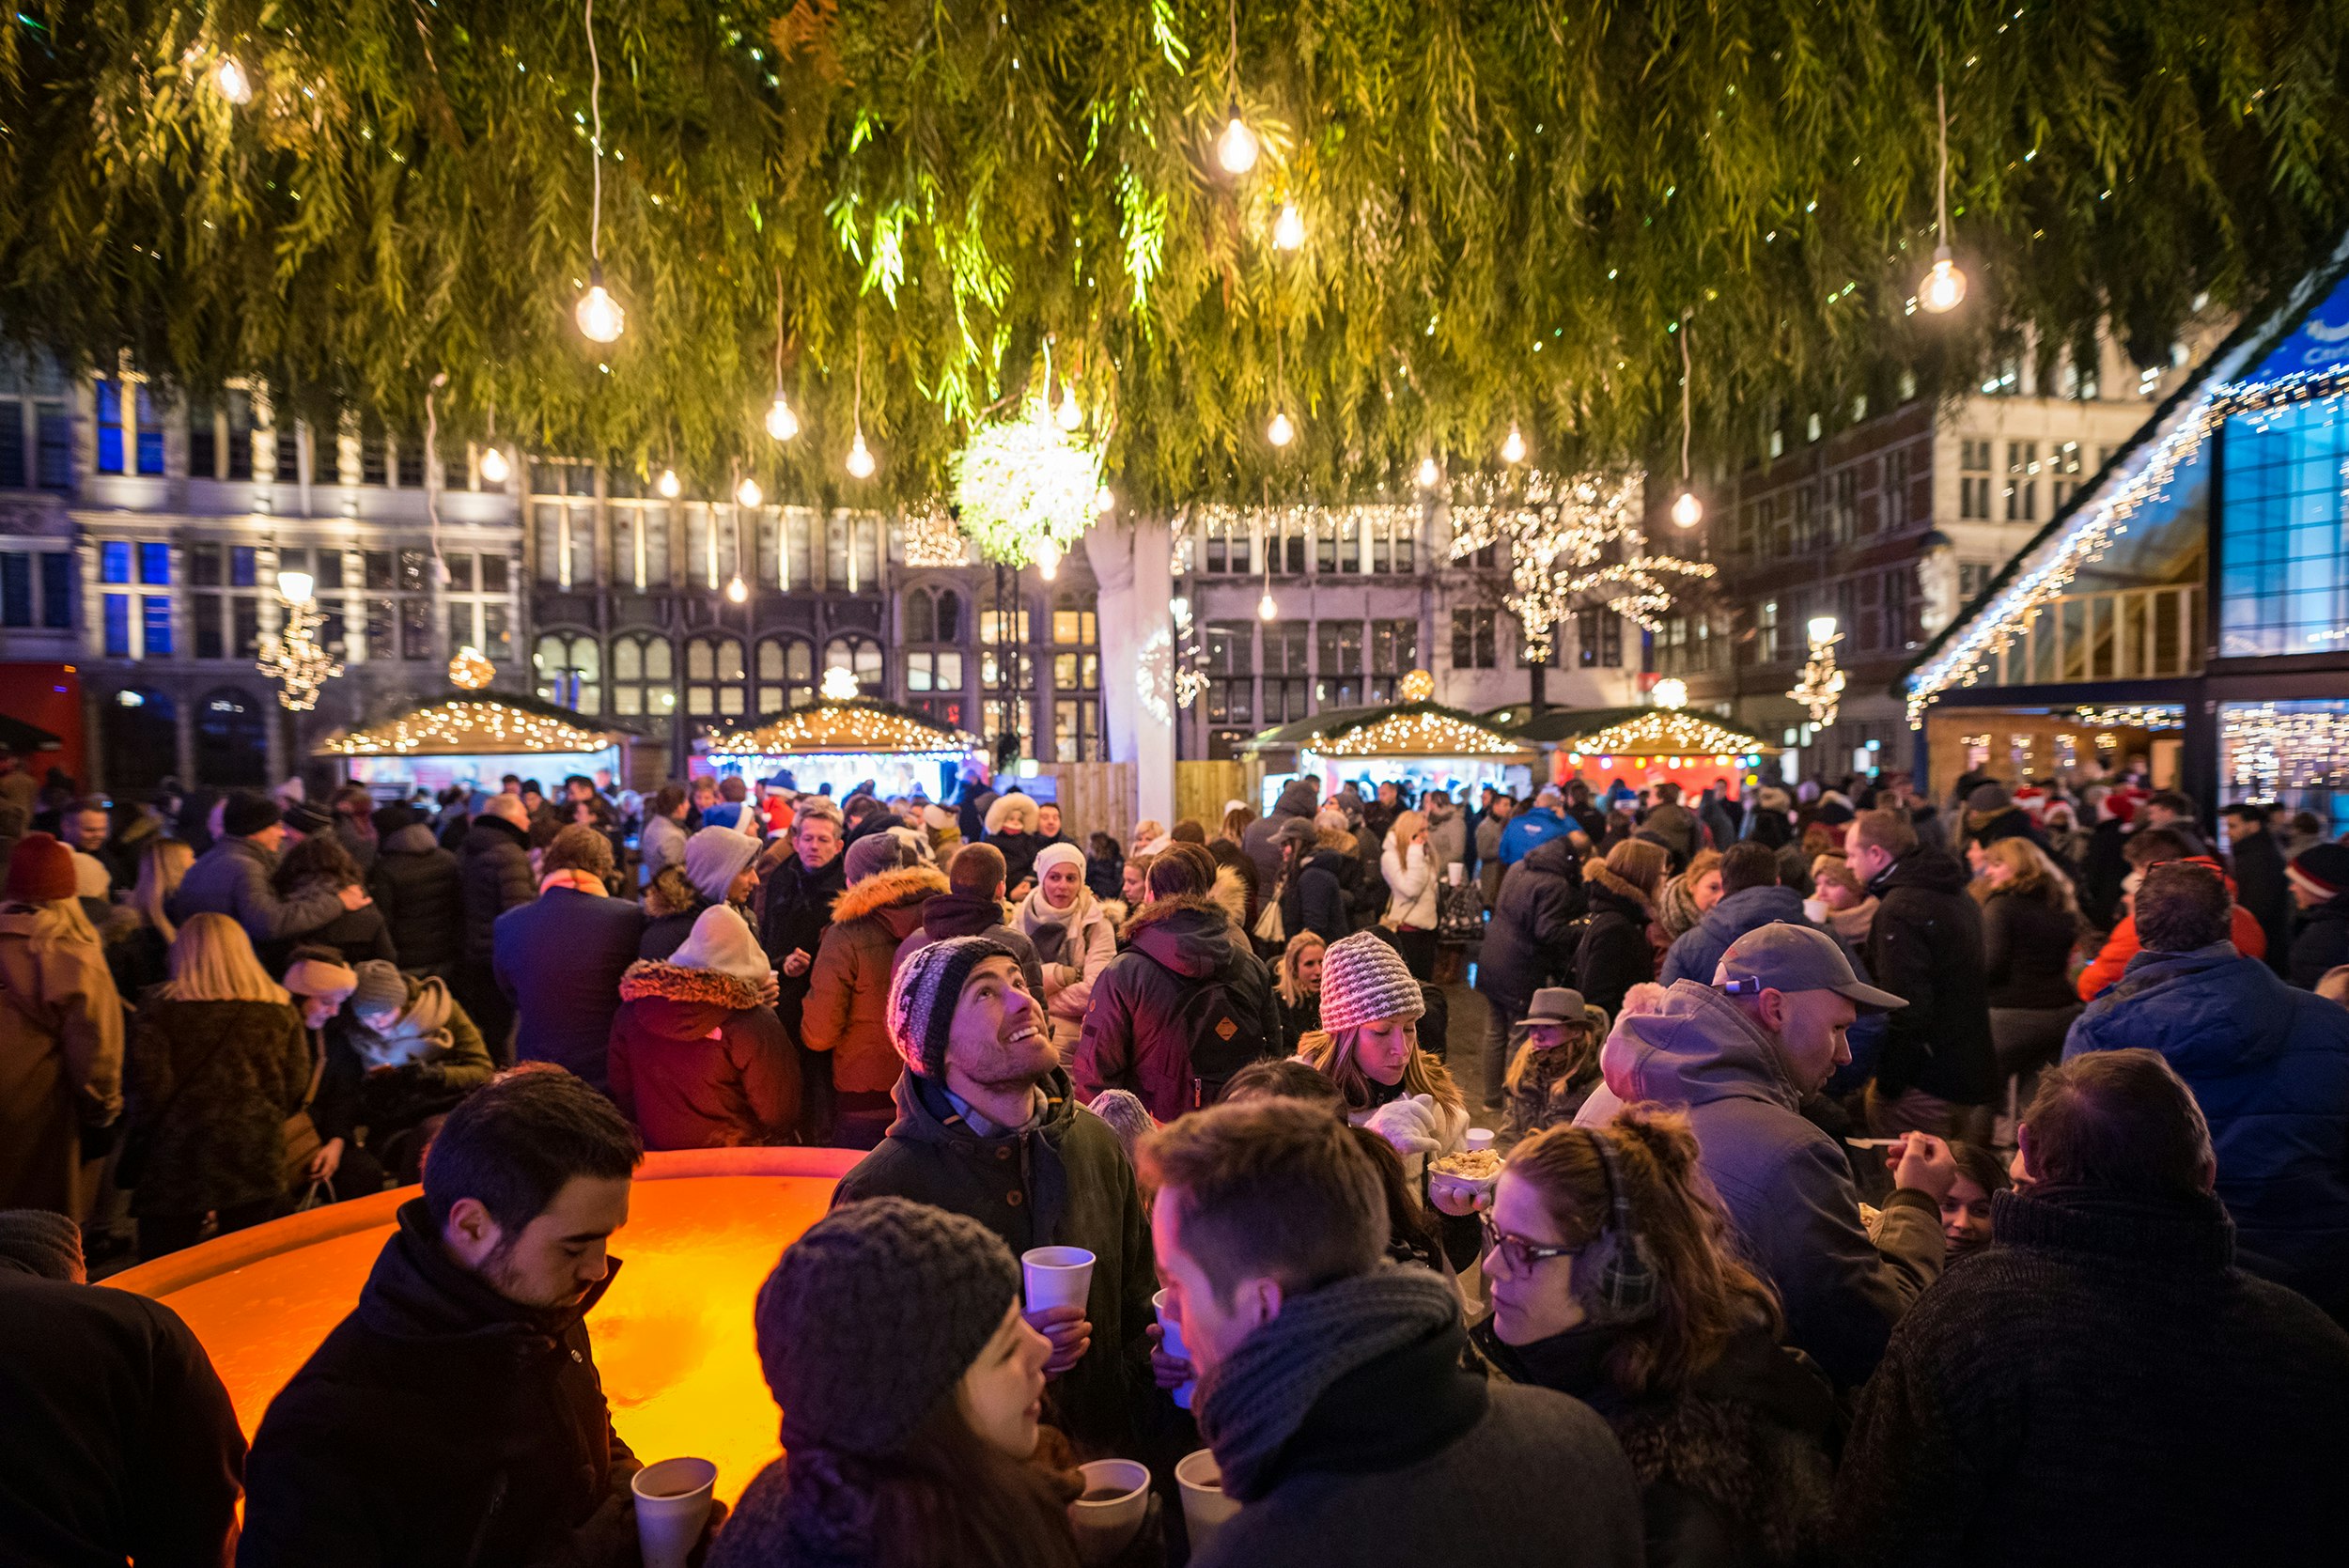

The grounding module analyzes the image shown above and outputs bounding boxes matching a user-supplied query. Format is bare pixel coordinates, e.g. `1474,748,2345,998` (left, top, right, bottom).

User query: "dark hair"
1086,831,1121,863
563,774,594,793
1169,818,1207,846
2023,1049,2212,1198
2133,861,2232,953
2146,789,2198,819
422,1068,643,1234
543,822,614,878
1718,841,1781,897
1948,1140,2012,1198
521,778,544,797
652,783,689,817
1140,1100,1388,1305
1216,1063,1443,1268
1221,1057,1347,1112
2220,801,2267,825
2123,826,2195,869
844,792,881,824
1147,842,1218,900
815,1395,1082,1568
272,831,362,895
949,842,1007,897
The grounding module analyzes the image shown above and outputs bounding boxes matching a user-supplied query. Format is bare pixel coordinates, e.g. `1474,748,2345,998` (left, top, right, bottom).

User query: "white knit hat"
1318,931,1426,1034
669,905,772,987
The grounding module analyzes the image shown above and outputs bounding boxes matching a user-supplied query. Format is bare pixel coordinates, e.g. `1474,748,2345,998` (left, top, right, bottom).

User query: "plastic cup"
1154,1287,1195,1410
1448,862,1466,886
1176,1449,1240,1557
1022,1246,1096,1312
631,1457,717,1568
1067,1458,1151,1564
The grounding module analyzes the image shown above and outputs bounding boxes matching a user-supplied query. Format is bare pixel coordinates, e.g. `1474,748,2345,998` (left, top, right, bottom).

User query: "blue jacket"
493,888,646,1093
2065,941,2349,1313
1497,807,1571,867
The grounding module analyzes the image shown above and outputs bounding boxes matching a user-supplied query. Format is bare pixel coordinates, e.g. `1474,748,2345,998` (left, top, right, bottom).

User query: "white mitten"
1365,1092,1443,1157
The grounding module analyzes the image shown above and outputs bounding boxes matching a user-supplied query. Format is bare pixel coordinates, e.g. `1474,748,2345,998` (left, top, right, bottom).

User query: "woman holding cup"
714,1196,1152,1568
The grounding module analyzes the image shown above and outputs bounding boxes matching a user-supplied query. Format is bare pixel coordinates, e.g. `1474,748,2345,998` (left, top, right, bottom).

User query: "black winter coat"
2290,894,2349,990
1576,876,1656,1019
832,1068,1157,1459
1979,888,2082,1011
493,889,645,1093
1279,847,1352,944
1480,837,1587,1012
2079,820,2131,932
459,816,536,968
239,1200,639,1568
1861,848,1997,1105
367,824,464,975
2231,830,2293,976
756,851,846,1039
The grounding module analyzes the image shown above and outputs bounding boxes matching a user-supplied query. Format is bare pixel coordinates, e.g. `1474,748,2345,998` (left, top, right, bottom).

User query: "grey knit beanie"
350,960,408,1018
887,935,1019,1079
0,1208,85,1281
756,1197,1019,1458
1317,930,1426,1034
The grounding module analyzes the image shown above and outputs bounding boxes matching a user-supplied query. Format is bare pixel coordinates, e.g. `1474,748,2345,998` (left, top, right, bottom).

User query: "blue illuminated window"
142,596,173,656
101,541,131,583
2220,400,2349,657
103,593,130,657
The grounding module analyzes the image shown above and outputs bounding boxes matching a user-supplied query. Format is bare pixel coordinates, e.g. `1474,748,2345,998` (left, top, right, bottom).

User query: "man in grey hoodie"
1590,922,1954,1390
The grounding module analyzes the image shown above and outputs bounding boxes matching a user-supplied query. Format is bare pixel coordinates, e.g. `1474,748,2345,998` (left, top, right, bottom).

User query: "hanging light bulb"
1094,484,1116,516
1055,393,1083,432
845,428,876,479
575,267,625,343
725,574,749,603
657,468,681,499
1218,109,1259,175
1258,588,1278,621
736,476,763,508
1267,410,1296,448
1919,247,1968,314
1036,537,1061,582
1671,489,1704,528
1416,456,1440,489
1273,203,1305,251
478,446,511,485
214,56,254,105
1501,423,1527,464
765,394,800,442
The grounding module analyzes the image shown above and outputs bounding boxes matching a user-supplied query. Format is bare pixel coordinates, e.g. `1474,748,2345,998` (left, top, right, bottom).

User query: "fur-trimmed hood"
983,791,1038,835
1119,894,1248,979
830,863,948,926
615,958,766,1043
1206,864,1251,932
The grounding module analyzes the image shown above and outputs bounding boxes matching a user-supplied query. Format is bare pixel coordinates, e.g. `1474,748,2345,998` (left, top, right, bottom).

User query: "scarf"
539,869,607,896
1016,883,1097,968
350,974,458,1070
1196,1266,1462,1502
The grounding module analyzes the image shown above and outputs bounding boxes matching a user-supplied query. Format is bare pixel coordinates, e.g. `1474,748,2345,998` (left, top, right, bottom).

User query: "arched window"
823,634,884,696
905,586,936,644
685,634,745,718
535,632,600,713
935,588,962,643
194,688,268,786
608,633,676,718
103,688,179,791
755,636,815,713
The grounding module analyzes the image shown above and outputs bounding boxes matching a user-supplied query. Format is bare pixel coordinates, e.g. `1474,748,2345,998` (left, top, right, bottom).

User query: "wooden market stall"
315,691,640,795
702,670,980,800
1240,671,1539,809
1486,701,1776,800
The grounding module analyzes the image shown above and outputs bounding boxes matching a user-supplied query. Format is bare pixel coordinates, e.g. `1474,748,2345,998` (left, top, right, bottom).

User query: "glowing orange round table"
107,1146,863,1506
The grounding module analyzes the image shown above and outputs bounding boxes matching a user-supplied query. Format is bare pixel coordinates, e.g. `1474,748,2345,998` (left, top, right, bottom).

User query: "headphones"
1580,1129,1660,1323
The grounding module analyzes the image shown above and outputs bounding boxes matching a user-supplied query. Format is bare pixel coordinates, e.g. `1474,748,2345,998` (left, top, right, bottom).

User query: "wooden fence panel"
1175,759,1259,833
1021,762,1136,849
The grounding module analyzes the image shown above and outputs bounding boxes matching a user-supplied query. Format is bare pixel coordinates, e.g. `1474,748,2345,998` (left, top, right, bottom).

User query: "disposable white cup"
1176,1449,1240,1557
631,1457,718,1568
1022,1246,1096,1312
1067,1458,1151,1564
1154,1287,1195,1410
1448,862,1466,886
1464,1127,1496,1152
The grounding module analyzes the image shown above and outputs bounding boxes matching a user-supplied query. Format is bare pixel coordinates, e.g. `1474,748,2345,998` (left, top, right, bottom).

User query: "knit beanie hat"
283,800,335,837
668,905,774,987
0,1208,85,1281
2,832,74,904
1318,930,1426,1034
755,1197,1019,1458
844,830,914,886
2289,842,2349,904
350,960,409,1019
222,790,282,838
1033,841,1086,882
683,825,761,906
887,935,1018,1079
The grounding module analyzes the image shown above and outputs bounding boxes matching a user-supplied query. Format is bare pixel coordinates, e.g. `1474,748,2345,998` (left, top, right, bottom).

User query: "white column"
1085,517,1174,824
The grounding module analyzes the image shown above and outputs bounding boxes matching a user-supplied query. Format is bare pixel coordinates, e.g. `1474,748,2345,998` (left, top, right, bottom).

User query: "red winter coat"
606,961,799,1149
1073,897,1282,1122
2077,857,2268,1001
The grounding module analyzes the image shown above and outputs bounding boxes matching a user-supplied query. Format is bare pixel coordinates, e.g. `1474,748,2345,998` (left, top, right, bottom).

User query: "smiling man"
832,935,1156,1458
238,1068,673,1568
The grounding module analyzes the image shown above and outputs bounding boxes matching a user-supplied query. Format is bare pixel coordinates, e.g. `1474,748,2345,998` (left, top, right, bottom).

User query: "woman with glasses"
1471,1109,1840,1568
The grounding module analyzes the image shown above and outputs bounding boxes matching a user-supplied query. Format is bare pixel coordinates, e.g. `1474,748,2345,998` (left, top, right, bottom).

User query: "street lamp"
1789,615,1846,729
258,569,341,711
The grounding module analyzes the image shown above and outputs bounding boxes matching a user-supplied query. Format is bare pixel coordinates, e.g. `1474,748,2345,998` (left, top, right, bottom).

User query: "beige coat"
0,907,125,1219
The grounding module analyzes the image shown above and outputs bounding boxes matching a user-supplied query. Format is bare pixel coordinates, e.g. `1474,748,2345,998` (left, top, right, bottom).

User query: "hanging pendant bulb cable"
1670,318,1703,528
586,0,603,272
1919,71,1968,314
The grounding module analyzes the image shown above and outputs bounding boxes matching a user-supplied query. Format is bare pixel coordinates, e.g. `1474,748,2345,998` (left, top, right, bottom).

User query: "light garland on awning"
1564,709,1765,759
321,699,619,756
2070,704,2186,729
705,702,976,759
1906,358,2349,726
1301,706,1528,758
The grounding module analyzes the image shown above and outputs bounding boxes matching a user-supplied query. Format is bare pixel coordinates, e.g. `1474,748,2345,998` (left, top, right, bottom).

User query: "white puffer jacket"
1381,838,1439,929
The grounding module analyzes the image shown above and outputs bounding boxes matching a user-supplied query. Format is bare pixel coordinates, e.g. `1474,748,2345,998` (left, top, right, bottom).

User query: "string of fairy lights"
1445,471,1717,657
325,699,616,755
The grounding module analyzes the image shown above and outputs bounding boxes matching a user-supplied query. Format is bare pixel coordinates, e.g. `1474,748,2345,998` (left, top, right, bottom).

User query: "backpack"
1142,951,1273,1109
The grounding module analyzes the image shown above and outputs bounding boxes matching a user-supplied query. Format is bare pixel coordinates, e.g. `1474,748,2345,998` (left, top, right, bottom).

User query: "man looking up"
240,1069,712,1567
1141,1099,1641,1567
1593,922,1952,1389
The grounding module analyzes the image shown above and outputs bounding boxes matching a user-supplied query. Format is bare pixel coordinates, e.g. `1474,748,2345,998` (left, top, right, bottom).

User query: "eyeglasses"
1479,1210,1578,1276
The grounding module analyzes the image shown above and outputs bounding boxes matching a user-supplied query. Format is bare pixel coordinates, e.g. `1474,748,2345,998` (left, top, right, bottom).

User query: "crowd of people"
3,745,2347,1566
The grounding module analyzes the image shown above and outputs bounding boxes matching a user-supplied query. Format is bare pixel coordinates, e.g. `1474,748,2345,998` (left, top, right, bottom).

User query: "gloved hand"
1364,1092,1444,1157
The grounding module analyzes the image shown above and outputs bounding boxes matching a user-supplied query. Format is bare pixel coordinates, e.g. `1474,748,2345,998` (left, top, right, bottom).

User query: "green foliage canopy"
3,0,2345,506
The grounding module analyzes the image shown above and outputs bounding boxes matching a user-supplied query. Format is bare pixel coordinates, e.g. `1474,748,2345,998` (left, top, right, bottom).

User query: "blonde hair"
1971,836,2079,919
160,912,289,1005
1277,930,1327,1008
1298,1021,1464,1117
1385,809,1428,859
8,896,100,954
133,838,194,944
